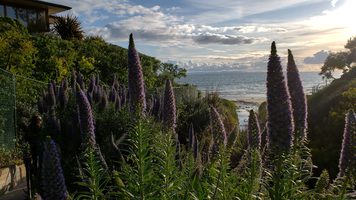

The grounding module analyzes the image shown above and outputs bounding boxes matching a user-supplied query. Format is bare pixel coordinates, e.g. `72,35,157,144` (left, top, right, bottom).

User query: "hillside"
308,67,356,178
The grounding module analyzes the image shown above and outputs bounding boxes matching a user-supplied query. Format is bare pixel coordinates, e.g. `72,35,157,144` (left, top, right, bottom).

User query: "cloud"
86,5,269,46
192,33,264,45
303,50,329,64
331,0,339,7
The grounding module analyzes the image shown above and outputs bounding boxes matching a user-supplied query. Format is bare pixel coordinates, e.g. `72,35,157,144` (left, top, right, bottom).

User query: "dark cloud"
304,50,329,64
193,33,259,45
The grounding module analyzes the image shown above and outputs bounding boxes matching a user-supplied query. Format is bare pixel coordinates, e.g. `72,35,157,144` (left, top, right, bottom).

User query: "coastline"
233,99,265,130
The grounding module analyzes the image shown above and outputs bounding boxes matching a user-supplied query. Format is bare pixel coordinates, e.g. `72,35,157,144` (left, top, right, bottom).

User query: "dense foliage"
0,17,355,199
22,39,355,199
0,17,186,144
308,67,356,179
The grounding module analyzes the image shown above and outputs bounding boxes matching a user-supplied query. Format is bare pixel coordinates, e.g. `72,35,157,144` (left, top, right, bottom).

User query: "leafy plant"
52,15,84,41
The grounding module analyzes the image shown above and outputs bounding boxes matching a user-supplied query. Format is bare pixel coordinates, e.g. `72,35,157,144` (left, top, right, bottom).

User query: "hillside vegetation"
308,67,356,178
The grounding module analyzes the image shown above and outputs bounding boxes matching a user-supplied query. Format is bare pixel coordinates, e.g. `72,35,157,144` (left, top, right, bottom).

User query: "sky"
49,0,355,72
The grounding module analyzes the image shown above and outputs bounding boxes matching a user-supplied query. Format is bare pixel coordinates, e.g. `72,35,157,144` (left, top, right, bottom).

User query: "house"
0,0,71,32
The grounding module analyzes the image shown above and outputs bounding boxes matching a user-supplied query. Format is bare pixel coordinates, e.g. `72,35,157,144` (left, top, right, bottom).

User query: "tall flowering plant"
128,33,146,115
266,42,294,157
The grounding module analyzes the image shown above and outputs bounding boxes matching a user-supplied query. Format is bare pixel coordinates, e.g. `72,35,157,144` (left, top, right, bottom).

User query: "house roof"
3,0,71,15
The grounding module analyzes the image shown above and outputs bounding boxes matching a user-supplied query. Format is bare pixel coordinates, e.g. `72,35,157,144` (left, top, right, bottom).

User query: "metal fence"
0,68,16,149
0,68,46,150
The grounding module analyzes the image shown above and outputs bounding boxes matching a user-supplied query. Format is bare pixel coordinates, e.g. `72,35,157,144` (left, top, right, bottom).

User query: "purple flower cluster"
189,123,195,149
46,83,56,107
210,106,227,146
338,110,356,177
59,78,68,108
76,84,96,146
287,49,307,140
210,106,227,158
40,138,68,200
266,42,294,156
128,33,146,115
163,79,177,132
248,110,261,150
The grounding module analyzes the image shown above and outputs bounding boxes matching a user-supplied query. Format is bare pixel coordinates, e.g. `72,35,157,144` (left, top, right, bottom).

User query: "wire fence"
0,68,16,150
0,68,46,150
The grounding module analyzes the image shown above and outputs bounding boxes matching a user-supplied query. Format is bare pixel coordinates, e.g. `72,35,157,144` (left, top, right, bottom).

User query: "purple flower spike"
189,123,195,149
59,80,68,108
287,49,308,140
99,90,108,111
112,74,120,91
77,72,85,89
76,84,96,146
71,70,77,90
128,33,146,115
163,79,177,132
115,96,121,111
51,80,58,97
88,75,96,94
151,94,161,118
210,106,227,146
266,42,294,156
248,110,261,150
193,136,199,160
62,78,68,90
338,110,356,177
94,85,102,104
109,87,117,102
40,138,68,200
38,97,44,114
46,83,56,107
86,91,93,105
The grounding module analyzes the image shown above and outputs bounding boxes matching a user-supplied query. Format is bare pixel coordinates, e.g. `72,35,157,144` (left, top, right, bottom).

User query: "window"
4,5,47,32
28,9,47,32
6,6,16,19
0,5,4,17
16,8,28,26
28,9,37,26
37,10,47,31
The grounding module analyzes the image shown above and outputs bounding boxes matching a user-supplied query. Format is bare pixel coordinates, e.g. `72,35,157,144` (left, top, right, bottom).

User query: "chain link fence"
0,68,46,150
0,68,16,149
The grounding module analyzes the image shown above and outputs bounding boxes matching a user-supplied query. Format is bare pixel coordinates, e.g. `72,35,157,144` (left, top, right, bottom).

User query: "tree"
320,36,356,79
0,17,36,75
52,14,84,40
157,63,187,86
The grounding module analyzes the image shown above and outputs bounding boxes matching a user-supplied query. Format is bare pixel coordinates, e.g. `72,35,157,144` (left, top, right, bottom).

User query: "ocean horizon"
177,71,327,128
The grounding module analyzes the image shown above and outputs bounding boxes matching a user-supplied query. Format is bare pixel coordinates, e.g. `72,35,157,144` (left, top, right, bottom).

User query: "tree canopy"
320,36,356,79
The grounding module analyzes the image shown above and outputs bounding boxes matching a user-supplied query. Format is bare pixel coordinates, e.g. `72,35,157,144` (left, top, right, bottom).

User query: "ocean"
176,71,326,129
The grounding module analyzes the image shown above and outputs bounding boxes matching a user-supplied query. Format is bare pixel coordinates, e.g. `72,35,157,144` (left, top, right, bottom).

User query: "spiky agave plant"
338,110,356,177
266,41,294,158
128,33,146,115
163,79,177,133
287,49,307,141
40,138,68,200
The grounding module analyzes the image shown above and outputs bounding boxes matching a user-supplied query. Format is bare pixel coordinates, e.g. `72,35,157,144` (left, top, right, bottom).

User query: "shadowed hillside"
308,67,356,179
